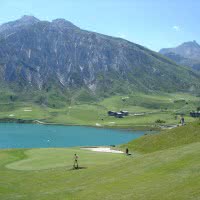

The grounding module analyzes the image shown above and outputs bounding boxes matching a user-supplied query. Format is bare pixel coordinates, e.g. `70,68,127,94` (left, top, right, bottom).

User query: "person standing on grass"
126,148,129,155
180,116,185,126
73,153,79,169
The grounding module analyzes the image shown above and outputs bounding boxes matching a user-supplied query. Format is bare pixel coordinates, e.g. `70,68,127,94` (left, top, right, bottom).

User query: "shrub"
155,119,166,124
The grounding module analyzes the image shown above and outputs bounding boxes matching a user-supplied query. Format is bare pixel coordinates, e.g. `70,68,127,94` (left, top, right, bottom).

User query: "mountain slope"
160,41,200,71
0,16,199,102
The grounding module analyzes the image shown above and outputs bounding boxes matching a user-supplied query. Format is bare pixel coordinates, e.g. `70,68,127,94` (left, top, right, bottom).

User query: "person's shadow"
68,166,87,171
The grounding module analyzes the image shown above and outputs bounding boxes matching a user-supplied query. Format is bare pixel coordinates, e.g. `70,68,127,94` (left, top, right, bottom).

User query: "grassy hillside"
0,123,200,199
0,92,199,129
122,121,200,153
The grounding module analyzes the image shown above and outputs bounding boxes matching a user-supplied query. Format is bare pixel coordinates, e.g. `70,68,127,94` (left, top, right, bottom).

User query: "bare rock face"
160,41,200,71
0,16,199,96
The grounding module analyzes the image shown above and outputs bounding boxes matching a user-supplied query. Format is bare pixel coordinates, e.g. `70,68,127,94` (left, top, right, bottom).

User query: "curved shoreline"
0,117,159,131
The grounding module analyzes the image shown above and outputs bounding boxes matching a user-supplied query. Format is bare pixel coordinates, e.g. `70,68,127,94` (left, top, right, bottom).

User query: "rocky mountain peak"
0,15,40,33
18,15,40,24
12,15,40,27
52,18,78,29
159,41,200,71
181,40,200,48
0,16,199,96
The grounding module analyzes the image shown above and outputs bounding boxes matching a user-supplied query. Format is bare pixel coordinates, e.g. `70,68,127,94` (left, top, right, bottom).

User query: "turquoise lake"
0,123,145,149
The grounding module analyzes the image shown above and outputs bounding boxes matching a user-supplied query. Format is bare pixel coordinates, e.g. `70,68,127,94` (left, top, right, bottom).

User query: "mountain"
0,16,199,105
159,41,200,71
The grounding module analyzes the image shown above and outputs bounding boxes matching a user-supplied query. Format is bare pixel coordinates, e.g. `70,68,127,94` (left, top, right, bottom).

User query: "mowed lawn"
1,140,200,198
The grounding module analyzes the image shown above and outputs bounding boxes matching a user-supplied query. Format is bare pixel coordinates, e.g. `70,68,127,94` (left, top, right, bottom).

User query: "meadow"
0,121,199,200
0,92,199,130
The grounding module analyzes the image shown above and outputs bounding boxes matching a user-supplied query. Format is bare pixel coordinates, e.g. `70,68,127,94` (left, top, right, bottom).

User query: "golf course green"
0,121,199,200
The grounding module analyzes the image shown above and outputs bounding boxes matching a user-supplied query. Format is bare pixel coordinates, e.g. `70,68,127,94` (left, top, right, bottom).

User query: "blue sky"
0,0,199,51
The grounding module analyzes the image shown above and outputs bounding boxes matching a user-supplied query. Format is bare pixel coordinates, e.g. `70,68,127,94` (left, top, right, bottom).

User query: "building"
120,111,129,116
108,110,129,118
108,111,116,116
190,111,200,118
115,112,124,118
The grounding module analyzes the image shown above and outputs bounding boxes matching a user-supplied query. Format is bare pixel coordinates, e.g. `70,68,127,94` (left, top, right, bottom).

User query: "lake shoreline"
0,117,160,131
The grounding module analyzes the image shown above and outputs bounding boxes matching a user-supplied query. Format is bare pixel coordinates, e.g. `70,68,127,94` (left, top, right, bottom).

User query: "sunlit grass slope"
122,121,200,153
0,122,200,199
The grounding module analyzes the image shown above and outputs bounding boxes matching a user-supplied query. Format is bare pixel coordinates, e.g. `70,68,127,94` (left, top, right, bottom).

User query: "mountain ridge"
159,41,200,71
0,16,199,105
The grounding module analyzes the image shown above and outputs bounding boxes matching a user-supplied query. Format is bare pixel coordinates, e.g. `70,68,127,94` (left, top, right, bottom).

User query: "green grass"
0,122,200,199
0,92,199,129
122,121,200,153
6,148,123,171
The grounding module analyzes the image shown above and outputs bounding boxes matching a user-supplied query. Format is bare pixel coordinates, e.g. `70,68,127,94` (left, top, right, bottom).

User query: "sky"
0,0,199,51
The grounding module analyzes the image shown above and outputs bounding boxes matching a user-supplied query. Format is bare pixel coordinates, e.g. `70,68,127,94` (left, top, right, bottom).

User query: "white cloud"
173,25,181,31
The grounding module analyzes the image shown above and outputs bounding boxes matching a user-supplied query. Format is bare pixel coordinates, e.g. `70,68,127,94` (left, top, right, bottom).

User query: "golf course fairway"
0,122,200,200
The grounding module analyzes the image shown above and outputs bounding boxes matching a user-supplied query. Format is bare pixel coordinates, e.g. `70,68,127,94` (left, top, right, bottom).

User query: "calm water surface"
0,123,145,149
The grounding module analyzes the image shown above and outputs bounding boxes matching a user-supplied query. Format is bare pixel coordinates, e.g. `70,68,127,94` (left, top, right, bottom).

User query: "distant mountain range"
159,41,200,71
0,16,199,105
